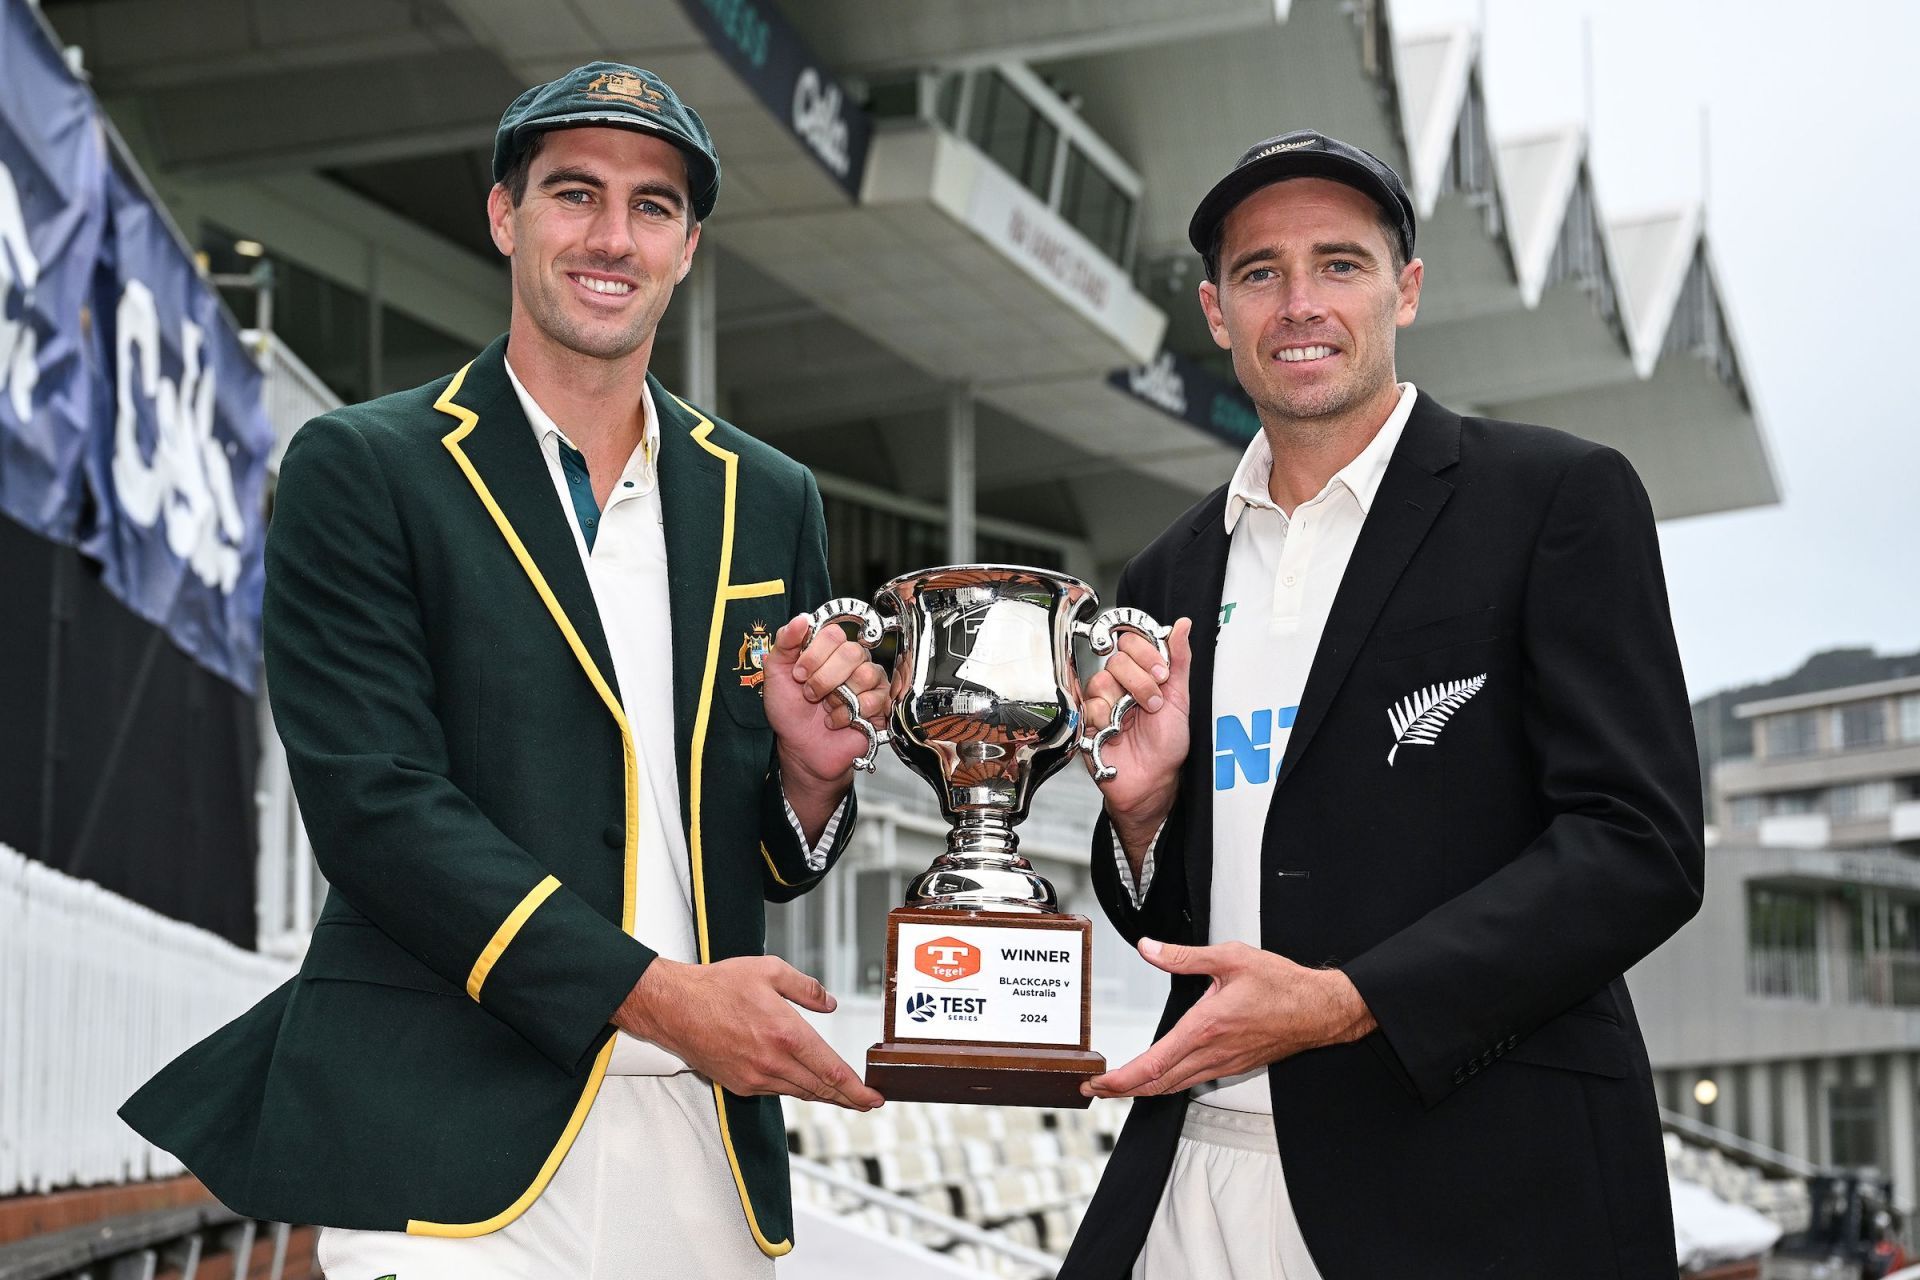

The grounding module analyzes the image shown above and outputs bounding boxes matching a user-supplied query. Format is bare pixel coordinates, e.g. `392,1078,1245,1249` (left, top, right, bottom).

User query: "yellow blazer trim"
407,361,641,1239
725,578,785,600
676,391,795,1259
467,875,561,1000
406,1039,616,1237
759,842,796,887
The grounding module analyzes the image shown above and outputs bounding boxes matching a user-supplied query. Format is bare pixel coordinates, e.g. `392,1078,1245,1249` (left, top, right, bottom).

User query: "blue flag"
0,0,106,540
81,166,273,692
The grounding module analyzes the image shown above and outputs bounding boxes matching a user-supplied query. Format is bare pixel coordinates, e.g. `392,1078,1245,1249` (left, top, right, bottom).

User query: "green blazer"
121,336,852,1257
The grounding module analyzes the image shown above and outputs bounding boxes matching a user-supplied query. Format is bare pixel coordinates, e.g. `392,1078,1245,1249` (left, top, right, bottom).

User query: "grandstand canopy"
45,0,1777,576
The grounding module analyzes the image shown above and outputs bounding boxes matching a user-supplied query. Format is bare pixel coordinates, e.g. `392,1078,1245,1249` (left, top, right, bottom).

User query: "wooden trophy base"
867,907,1105,1109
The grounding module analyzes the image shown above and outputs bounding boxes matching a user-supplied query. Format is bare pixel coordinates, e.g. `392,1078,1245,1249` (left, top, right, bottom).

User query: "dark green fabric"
121,336,852,1247
555,439,600,550
492,61,721,220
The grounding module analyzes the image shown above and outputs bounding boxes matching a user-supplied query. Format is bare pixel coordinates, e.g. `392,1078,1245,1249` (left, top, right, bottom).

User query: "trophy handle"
1073,606,1173,782
806,597,898,774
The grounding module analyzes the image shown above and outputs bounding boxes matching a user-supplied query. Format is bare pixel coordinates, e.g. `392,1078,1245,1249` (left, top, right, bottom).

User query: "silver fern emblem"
1386,674,1488,765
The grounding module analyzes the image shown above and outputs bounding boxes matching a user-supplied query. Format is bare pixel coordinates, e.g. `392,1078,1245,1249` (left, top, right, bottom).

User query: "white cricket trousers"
317,1071,775,1280
1132,1101,1327,1280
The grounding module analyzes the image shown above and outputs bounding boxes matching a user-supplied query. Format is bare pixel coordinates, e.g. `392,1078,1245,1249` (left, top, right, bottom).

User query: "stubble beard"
518,259,671,363
1242,308,1400,440
1240,345,1390,445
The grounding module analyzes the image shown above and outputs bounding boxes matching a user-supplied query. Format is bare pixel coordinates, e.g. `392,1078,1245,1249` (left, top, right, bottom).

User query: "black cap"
493,62,720,221
1188,130,1415,266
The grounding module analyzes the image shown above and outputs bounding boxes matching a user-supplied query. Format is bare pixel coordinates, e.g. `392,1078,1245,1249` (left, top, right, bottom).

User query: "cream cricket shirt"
506,362,840,1075
1119,383,1417,1113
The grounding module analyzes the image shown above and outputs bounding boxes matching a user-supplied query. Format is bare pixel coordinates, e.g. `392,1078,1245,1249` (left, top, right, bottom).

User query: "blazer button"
603,824,624,849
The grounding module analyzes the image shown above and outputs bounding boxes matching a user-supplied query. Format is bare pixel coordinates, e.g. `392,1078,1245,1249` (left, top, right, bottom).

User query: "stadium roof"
46,0,1778,571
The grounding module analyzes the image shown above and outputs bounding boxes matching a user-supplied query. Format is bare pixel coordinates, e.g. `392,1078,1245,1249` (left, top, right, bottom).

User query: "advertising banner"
81,166,273,693
0,0,106,541
676,0,872,199
1107,348,1263,449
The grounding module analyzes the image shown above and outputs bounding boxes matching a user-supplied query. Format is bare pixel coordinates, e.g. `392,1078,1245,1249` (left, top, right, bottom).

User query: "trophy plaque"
808,565,1170,1108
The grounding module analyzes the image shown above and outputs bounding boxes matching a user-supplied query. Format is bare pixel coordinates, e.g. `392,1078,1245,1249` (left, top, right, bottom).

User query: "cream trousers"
1132,1101,1327,1280
318,1071,774,1280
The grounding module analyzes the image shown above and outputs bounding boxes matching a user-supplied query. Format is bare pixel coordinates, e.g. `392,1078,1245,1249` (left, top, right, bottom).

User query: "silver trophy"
808,564,1171,914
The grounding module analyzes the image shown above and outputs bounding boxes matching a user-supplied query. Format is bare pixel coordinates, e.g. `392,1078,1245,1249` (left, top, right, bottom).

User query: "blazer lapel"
1271,394,1461,792
434,337,620,706
651,374,728,831
1170,490,1232,942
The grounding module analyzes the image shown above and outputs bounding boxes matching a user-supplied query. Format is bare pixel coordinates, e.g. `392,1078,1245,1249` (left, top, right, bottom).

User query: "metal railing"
243,330,341,476
0,844,292,1197
1747,945,1920,1009
790,1156,1061,1279
1661,1107,1823,1181
0,1206,295,1280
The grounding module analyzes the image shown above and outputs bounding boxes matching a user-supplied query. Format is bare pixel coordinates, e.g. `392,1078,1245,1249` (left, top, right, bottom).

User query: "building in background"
1637,656,1920,1225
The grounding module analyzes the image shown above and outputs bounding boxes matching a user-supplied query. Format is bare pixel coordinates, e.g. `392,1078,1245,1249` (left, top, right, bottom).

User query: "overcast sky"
1389,0,1917,699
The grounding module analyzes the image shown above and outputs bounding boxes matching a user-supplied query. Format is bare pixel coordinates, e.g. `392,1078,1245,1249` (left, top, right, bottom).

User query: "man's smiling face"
1198,177,1421,426
488,126,699,363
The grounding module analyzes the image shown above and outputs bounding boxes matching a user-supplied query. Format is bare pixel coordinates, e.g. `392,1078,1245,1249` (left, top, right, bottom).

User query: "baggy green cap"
493,62,720,221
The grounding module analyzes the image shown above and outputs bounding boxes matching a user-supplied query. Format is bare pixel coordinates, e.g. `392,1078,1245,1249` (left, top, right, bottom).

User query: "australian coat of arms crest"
735,620,771,692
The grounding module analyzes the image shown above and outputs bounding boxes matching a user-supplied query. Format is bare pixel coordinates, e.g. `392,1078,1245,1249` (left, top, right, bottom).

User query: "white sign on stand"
891,920,1084,1047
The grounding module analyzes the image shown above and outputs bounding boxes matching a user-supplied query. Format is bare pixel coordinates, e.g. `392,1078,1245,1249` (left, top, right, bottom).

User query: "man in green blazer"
122,63,887,1278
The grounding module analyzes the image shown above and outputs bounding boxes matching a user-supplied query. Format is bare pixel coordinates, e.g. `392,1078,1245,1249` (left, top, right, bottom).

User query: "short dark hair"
1203,193,1409,283
501,131,549,206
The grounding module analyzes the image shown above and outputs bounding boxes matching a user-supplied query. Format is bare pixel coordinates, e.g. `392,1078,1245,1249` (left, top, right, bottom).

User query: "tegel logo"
905,992,938,1023
1215,705,1299,790
914,936,980,982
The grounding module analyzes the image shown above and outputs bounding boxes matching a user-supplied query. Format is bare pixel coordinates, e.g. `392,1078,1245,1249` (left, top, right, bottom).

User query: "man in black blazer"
1061,132,1704,1278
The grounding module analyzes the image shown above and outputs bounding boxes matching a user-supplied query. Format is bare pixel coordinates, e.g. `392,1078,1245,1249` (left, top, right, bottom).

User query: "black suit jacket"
1061,394,1703,1279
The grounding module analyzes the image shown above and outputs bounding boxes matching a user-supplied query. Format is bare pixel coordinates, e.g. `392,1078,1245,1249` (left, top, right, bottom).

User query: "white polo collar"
1224,382,1418,534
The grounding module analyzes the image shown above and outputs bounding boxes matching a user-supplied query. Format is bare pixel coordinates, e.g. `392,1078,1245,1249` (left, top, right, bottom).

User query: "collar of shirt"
1223,382,1419,534
503,356,661,497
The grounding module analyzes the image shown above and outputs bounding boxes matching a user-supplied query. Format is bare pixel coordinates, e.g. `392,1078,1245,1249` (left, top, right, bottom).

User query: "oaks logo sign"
913,937,979,983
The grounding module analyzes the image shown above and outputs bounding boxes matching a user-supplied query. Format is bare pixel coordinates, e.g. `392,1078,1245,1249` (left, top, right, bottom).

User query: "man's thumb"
1139,937,1211,974
769,614,811,661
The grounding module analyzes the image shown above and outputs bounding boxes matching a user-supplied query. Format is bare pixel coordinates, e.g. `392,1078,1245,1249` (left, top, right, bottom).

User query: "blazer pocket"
300,919,461,998
1373,605,1503,660
716,586,786,729
1502,1006,1633,1079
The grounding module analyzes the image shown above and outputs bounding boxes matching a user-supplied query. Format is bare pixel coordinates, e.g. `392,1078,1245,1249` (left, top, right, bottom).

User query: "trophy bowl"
809,564,1170,1106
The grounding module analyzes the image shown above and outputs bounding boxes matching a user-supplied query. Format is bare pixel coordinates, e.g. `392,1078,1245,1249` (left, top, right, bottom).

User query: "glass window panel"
1828,1083,1881,1167
1830,780,1894,821
1023,114,1059,200
934,73,963,132
971,73,1055,200
1900,694,1920,742
1765,711,1820,758
1060,148,1135,263
1836,701,1888,750
854,868,897,994
1748,885,1821,998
